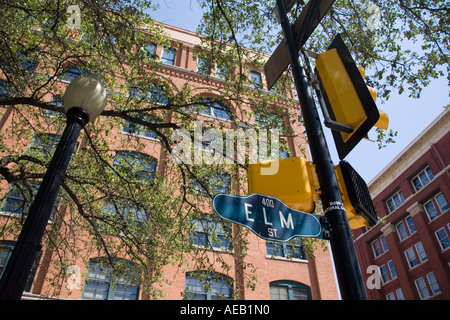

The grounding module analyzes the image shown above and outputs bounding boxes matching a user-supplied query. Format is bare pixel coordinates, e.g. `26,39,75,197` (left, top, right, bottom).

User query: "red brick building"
0,22,339,300
353,109,450,300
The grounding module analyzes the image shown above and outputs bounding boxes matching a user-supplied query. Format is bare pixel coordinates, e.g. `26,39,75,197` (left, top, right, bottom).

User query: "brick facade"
353,109,450,300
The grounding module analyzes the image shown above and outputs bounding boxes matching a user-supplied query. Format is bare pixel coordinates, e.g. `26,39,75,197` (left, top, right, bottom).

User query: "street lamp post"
0,74,106,300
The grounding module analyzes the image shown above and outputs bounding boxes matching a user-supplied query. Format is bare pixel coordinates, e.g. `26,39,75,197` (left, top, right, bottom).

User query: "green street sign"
213,193,329,242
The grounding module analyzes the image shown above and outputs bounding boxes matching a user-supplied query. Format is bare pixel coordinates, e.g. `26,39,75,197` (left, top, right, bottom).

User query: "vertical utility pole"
275,0,367,299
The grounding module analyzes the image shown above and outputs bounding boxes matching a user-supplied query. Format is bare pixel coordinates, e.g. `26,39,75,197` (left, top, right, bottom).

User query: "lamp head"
63,74,107,122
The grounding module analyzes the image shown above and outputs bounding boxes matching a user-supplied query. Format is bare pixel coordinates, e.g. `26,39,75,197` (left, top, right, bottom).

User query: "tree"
2,0,447,299
0,0,301,299
197,0,450,145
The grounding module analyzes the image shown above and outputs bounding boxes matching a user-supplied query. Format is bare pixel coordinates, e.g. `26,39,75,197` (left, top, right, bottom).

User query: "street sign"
264,0,336,90
212,193,328,242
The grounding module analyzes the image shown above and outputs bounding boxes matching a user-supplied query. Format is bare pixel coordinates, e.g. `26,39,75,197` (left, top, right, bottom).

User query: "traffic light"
334,160,378,229
315,34,389,160
248,157,319,213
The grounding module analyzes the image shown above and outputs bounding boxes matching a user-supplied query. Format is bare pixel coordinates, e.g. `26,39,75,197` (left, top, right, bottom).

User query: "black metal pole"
276,0,367,299
0,107,89,300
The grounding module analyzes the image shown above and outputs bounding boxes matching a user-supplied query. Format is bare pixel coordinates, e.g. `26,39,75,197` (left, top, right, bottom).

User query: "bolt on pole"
275,0,368,300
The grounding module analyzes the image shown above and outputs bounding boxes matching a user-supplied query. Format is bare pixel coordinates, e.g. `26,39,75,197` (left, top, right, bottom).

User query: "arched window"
194,97,231,121
113,151,157,182
185,271,233,300
269,280,311,300
82,258,140,300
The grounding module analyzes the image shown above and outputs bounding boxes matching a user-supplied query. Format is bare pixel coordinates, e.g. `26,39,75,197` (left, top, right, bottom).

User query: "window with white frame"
424,192,449,221
184,271,233,300
411,166,434,192
405,247,418,268
387,260,397,280
396,288,405,300
386,190,405,213
415,272,441,299
266,239,306,260
249,70,262,89
161,47,176,65
396,216,416,241
415,242,428,263
404,242,427,269
372,235,388,258
270,280,311,300
415,277,430,299
191,215,232,251
435,227,450,250
82,258,140,300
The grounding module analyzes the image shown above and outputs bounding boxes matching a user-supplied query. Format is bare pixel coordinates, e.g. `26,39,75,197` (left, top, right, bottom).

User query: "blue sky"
149,0,449,183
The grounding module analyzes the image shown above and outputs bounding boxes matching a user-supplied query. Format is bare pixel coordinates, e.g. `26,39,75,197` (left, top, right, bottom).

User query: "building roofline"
368,108,449,198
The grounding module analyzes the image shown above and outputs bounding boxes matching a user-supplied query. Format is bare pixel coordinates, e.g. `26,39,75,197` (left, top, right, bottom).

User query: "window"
405,248,418,268
45,94,65,118
435,227,450,250
404,243,427,269
27,133,60,161
380,261,397,285
380,265,389,284
103,198,147,228
191,216,231,251
1,181,58,218
185,271,233,300
0,79,15,98
59,66,88,82
142,42,157,60
415,242,428,263
396,288,405,300
386,292,395,300
194,97,231,120
424,193,448,221
121,113,162,140
113,151,157,183
216,63,229,80
411,166,434,192
130,83,170,105
426,272,441,295
415,277,430,299
415,273,440,300
250,70,262,89
266,239,306,260
396,217,416,241
18,53,36,73
405,216,416,234
197,56,212,76
387,260,397,280
436,193,449,212
386,190,405,213
372,235,388,258
161,47,176,65
0,241,41,292
191,172,230,195
82,258,139,300
270,280,311,300
396,221,408,241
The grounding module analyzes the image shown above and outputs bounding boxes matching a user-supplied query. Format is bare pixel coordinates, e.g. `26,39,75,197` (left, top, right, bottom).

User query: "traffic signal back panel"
315,34,382,160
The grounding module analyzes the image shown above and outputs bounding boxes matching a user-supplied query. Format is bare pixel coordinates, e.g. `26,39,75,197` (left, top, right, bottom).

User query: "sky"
149,0,449,183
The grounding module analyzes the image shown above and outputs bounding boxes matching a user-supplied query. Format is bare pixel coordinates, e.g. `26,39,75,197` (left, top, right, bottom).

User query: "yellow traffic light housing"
247,157,377,229
315,34,389,160
248,157,318,213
